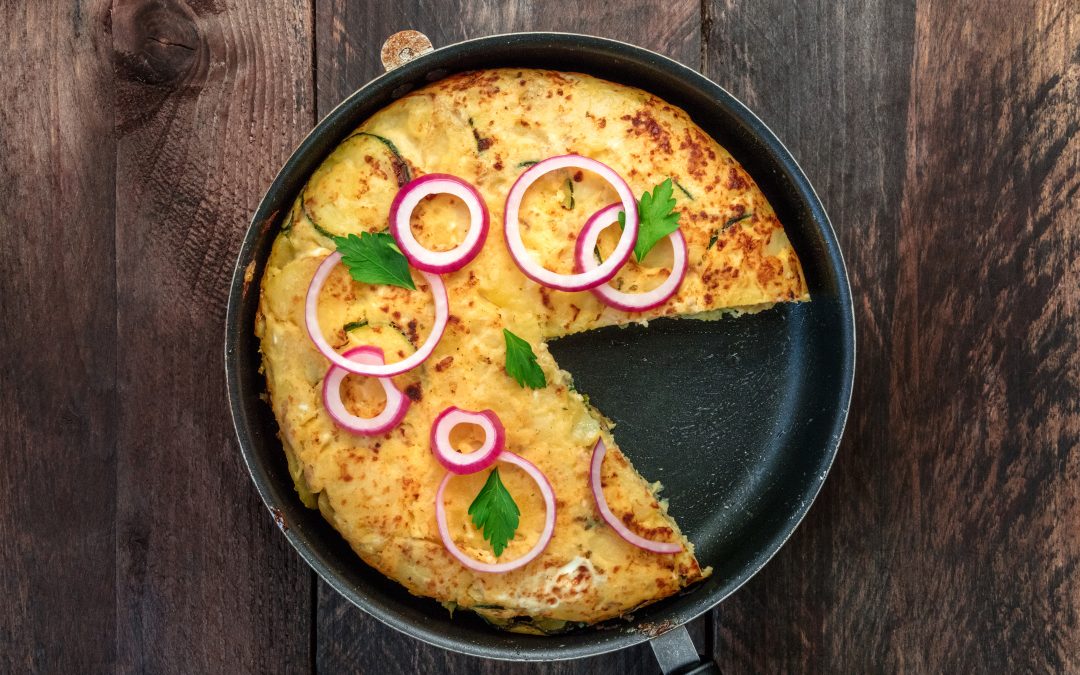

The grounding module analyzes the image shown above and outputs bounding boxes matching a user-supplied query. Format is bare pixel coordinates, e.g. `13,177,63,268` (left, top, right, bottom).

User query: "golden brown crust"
256,69,807,627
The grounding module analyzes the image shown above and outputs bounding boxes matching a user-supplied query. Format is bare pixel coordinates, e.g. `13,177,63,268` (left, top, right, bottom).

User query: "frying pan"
225,31,854,673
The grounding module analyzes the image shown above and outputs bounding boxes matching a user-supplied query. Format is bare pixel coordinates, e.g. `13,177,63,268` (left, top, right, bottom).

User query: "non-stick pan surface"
226,32,854,663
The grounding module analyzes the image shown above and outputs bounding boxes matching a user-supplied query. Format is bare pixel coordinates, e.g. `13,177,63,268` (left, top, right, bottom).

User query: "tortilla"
256,68,808,631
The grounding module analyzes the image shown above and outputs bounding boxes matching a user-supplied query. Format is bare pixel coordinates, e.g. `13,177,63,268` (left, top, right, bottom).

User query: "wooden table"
2,1,1076,672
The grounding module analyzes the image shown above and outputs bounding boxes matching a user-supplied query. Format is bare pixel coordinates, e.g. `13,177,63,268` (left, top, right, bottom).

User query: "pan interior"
548,293,846,572
227,33,852,662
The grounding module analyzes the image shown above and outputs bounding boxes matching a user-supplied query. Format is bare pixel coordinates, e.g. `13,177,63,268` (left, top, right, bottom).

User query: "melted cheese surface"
257,69,808,628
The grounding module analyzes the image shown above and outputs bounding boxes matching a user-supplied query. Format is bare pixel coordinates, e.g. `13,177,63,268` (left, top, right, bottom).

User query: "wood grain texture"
314,0,700,112
0,1,117,671
1,0,1077,671
705,0,1079,671
702,1,916,670
311,1,707,672
885,0,1078,670
110,0,316,671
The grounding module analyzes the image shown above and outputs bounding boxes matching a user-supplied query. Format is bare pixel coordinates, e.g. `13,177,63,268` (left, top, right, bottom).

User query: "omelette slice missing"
256,69,808,632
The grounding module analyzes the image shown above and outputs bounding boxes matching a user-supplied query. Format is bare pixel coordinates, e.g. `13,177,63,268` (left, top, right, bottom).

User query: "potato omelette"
256,68,808,632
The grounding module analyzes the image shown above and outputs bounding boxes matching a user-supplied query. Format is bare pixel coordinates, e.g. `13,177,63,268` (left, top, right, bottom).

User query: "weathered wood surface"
0,0,1075,672
0,2,117,672
110,0,316,671
705,0,1079,671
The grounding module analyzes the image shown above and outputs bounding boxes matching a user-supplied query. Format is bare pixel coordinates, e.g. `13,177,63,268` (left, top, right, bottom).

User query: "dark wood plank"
705,0,1079,671
111,1,317,671
315,0,701,112
0,1,117,671
318,576,706,675
2,1,1074,671
312,2,707,672
702,2,917,670
881,1,1078,670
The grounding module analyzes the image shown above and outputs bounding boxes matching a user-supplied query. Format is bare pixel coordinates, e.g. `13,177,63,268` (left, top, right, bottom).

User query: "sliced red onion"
575,204,688,312
589,438,683,554
322,346,410,435
503,155,639,291
390,174,490,273
305,251,448,377
430,407,505,474
436,452,556,573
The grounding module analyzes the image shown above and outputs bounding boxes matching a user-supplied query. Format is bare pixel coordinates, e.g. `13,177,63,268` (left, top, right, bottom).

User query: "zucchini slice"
339,321,417,358
301,132,412,239
349,132,411,185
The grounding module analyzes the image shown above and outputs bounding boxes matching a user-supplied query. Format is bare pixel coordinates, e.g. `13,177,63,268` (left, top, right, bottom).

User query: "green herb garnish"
562,178,575,210
343,320,369,332
725,212,753,229
468,467,521,557
706,213,753,250
672,178,694,200
516,160,539,168
503,328,546,389
618,178,682,262
333,232,416,291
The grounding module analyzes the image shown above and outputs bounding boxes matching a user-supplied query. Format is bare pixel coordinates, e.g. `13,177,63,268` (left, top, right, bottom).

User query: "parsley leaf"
503,328,546,389
333,232,416,291
343,320,368,332
468,467,521,557
633,178,682,261
618,178,683,262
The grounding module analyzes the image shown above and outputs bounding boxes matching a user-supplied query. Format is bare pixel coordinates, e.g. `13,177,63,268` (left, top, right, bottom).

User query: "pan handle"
649,625,720,674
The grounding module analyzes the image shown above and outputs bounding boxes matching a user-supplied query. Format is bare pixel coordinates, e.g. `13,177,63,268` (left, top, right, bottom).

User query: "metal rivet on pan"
381,30,434,72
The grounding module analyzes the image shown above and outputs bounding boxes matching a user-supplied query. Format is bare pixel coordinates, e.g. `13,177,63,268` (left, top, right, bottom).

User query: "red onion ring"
305,251,448,376
575,204,688,312
322,346,410,435
436,452,557,573
589,438,683,554
430,407,505,474
503,155,639,291
389,174,490,273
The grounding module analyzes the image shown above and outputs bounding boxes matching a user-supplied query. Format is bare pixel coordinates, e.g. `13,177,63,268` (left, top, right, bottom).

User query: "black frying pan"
225,32,854,672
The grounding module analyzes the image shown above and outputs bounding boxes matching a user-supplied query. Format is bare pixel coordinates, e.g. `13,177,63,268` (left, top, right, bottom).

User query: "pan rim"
225,31,855,662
